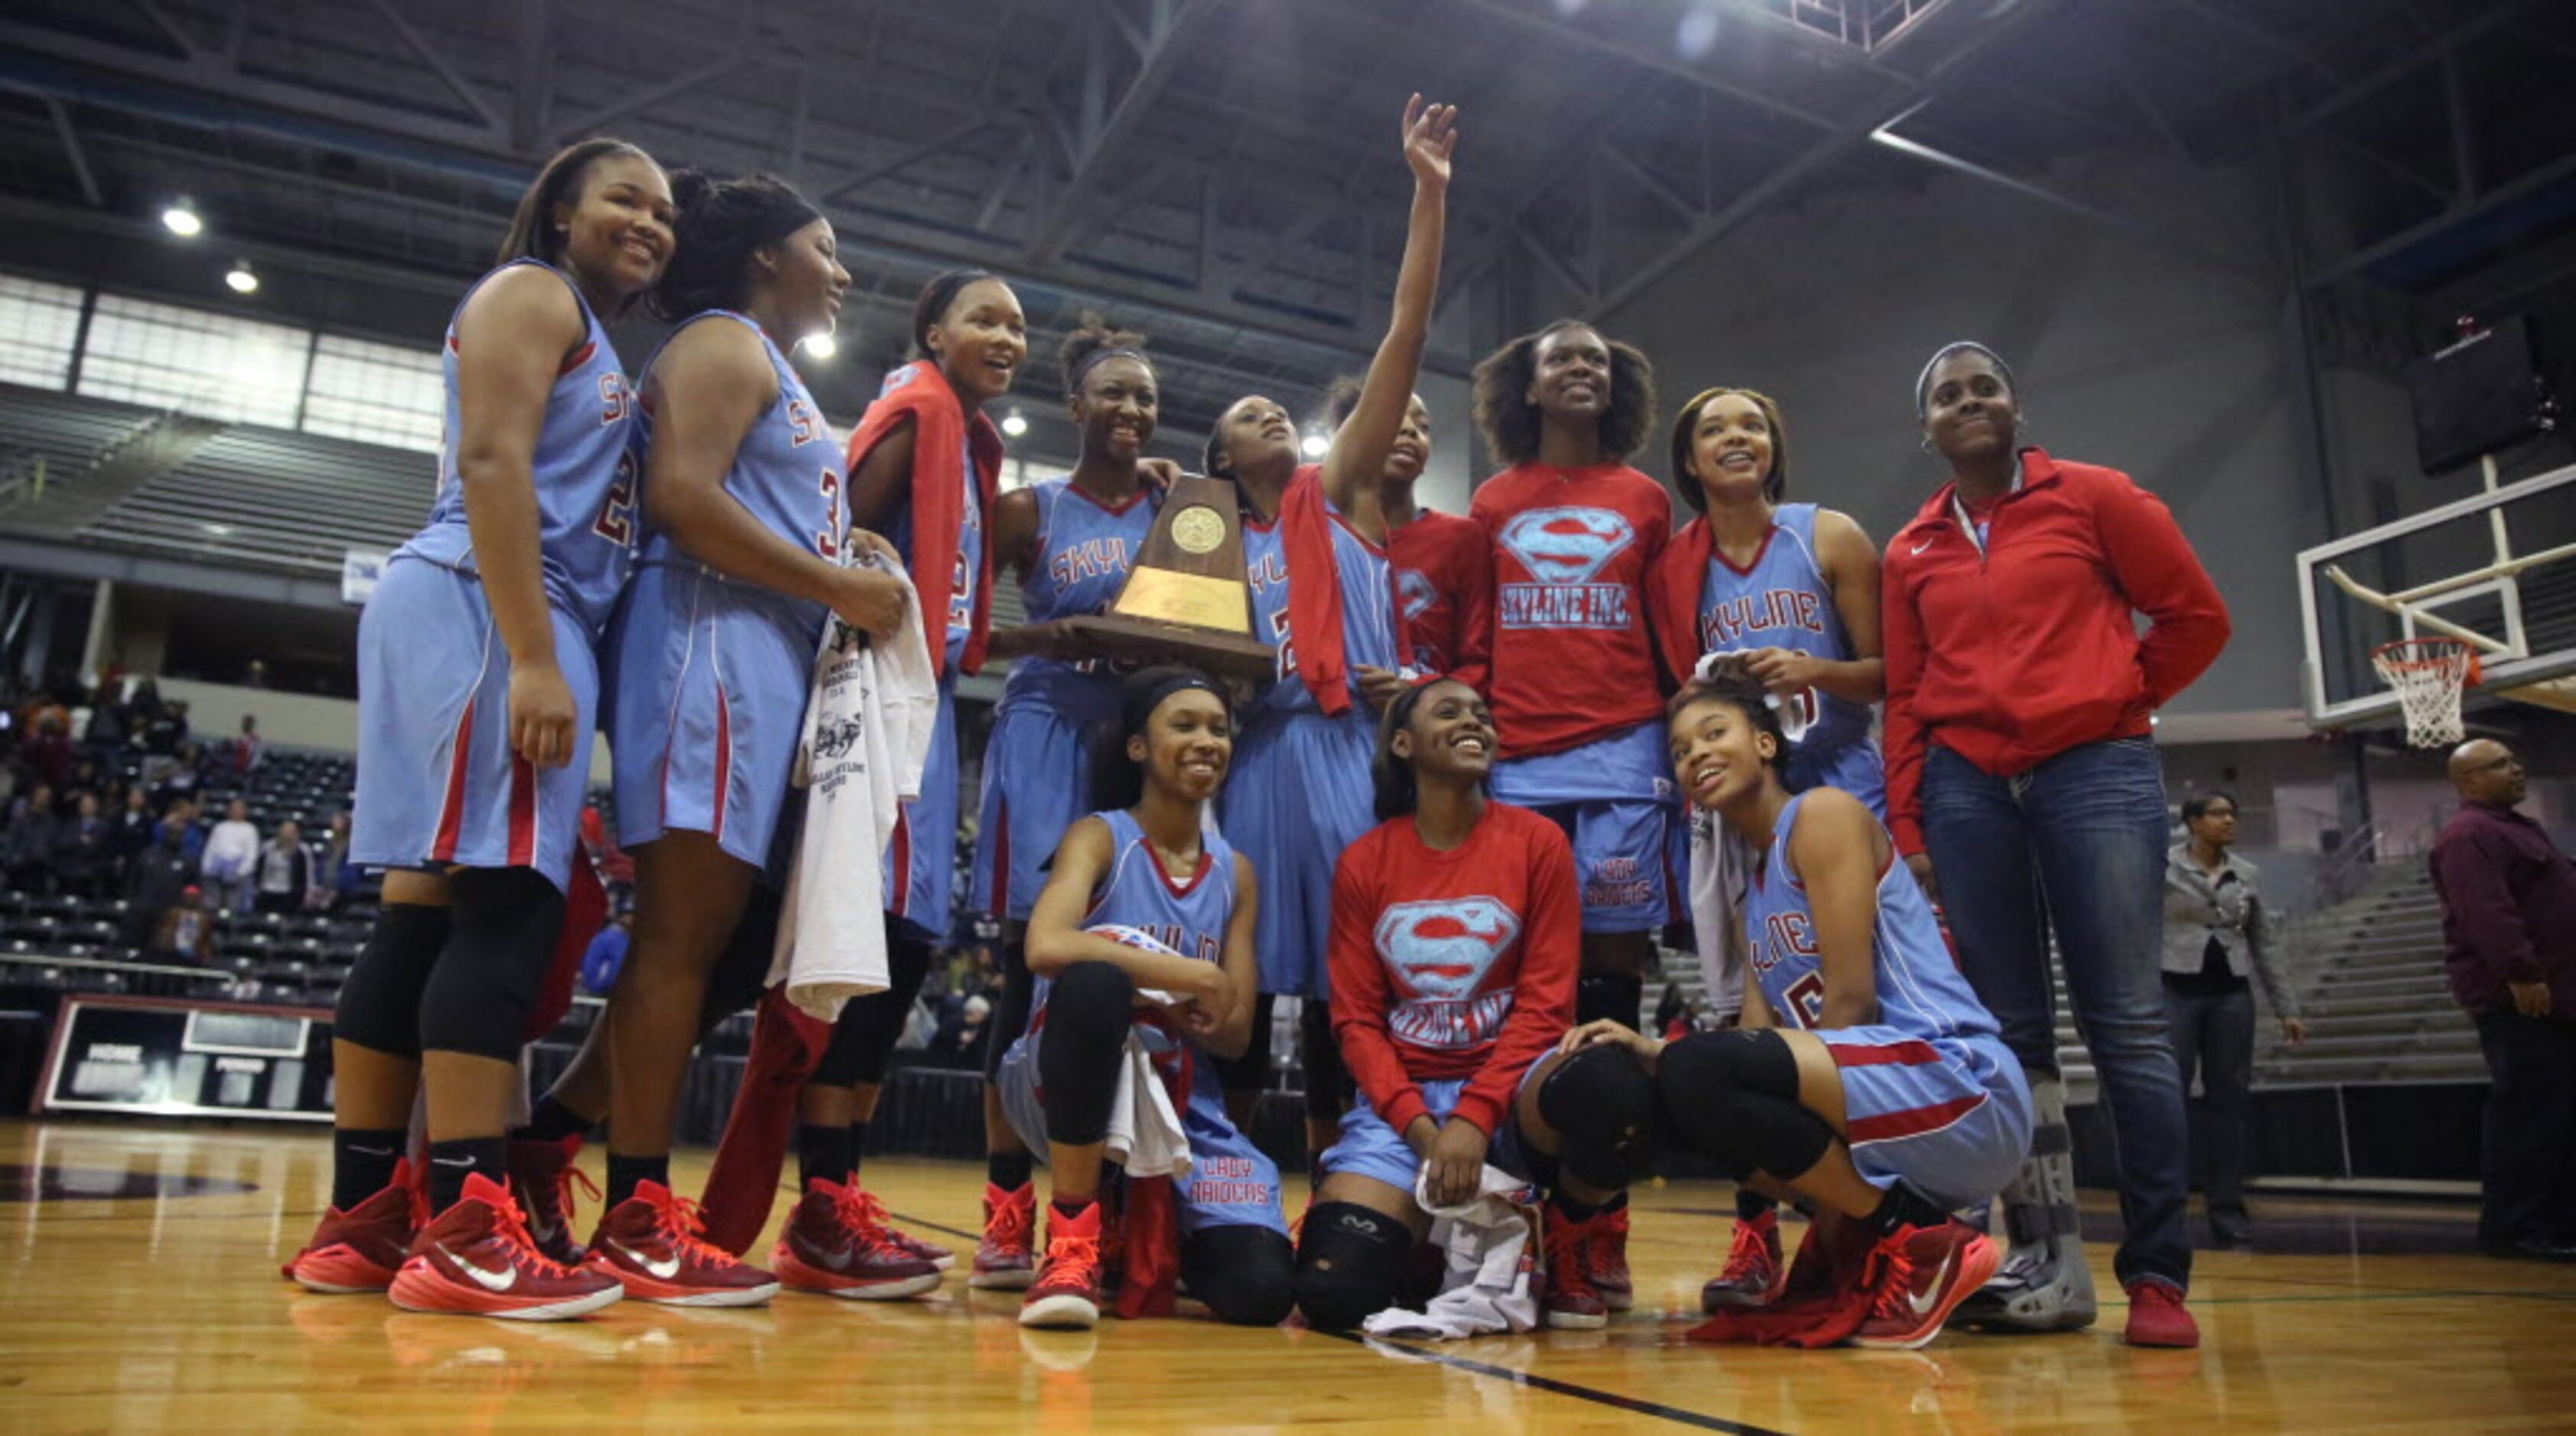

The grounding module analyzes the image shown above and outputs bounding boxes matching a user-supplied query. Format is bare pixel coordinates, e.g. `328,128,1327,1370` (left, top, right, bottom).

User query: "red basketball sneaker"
388,1173,624,1321
284,1158,424,1293
1540,1206,1610,1330
507,1135,596,1268
771,1178,945,1300
2122,1279,2200,1349
584,1180,779,1307
1702,1208,1788,1312
1589,1201,1634,1311
1848,1220,2002,1350
882,1217,956,1272
971,1181,1037,1291
1019,1201,1104,1330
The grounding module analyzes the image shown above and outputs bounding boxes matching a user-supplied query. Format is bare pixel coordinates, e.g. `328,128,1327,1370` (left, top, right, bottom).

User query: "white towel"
1103,1028,1192,1180
1360,1164,1543,1340
768,553,940,1022
1686,806,1750,1023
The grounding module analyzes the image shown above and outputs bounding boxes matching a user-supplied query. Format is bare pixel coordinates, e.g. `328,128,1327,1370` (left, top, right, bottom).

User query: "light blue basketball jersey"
1246,503,1399,716
998,475,1156,719
1696,503,1869,753
397,258,638,638
1742,792,1995,1043
633,310,841,625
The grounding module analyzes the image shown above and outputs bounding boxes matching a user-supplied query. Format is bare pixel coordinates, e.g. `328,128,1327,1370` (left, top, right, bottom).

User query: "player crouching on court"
1562,671,2031,1349
1296,677,1656,1331
996,668,1296,1331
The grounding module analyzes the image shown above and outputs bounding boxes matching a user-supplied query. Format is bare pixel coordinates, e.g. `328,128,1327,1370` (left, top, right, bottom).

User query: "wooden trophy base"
1059,614,1277,681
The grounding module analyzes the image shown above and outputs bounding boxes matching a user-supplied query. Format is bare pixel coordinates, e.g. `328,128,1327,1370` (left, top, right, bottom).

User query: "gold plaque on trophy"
1046,473,1277,680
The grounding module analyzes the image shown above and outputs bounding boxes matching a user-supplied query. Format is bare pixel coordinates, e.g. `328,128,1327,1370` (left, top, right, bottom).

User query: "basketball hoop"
2372,638,2482,749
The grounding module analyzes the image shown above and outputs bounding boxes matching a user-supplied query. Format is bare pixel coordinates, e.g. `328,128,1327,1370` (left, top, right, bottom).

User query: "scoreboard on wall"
36,994,335,1122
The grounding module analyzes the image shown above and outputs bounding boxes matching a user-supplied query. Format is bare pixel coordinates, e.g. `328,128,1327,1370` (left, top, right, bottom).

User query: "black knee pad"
1186,1223,1297,1327
1657,1028,1832,1182
1210,990,1276,1095
1036,960,1134,1145
1537,1044,1657,1192
418,869,567,1062
333,902,452,1058
1293,1201,1411,1330
981,938,1034,1082
1299,999,1350,1121
812,928,935,1087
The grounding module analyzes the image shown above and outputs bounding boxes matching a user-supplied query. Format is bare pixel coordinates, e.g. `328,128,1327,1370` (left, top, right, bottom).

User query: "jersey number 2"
592,450,639,546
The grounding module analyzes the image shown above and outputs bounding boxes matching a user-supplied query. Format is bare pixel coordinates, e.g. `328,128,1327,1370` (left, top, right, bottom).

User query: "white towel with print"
769,552,939,1021
1103,1024,1192,1180
1360,1164,1543,1340
1686,807,1751,1022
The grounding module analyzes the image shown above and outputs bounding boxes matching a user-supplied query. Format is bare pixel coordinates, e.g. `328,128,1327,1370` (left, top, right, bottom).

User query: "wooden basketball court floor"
5,1119,2574,1433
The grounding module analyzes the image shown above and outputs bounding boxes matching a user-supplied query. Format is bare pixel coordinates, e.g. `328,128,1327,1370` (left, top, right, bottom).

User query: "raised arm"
1318,95,1457,543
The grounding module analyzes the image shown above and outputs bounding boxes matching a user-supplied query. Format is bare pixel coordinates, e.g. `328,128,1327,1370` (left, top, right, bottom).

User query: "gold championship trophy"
1044,473,1276,680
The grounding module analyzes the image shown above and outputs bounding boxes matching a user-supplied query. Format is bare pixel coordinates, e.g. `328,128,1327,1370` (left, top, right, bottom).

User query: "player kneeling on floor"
1563,671,2032,1350
1297,677,1657,1332
996,668,1296,1332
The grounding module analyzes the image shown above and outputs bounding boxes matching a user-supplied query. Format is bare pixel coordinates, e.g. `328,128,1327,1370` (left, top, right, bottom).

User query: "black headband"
1125,671,1226,738
1069,346,1152,392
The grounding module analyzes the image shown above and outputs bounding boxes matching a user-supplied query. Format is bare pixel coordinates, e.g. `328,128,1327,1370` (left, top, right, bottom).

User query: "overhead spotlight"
1677,2,1721,58
800,331,837,359
1000,408,1029,438
224,260,259,295
161,202,203,238
1300,431,1331,460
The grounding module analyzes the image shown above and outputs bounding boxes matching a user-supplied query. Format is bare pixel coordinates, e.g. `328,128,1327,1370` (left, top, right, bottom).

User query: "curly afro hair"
1470,319,1657,467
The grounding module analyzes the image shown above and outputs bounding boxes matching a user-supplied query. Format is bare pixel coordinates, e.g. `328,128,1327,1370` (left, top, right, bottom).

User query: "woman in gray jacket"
2165,791,2306,1246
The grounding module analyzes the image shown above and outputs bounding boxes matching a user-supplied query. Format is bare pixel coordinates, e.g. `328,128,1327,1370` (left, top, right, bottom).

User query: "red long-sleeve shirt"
1881,449,2230,854
1390,507,1491,688
1328,802,1580,1138
1465,462,1670,757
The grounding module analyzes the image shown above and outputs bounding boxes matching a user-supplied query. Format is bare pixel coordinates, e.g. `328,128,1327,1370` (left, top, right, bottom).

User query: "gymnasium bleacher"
0,383,158,505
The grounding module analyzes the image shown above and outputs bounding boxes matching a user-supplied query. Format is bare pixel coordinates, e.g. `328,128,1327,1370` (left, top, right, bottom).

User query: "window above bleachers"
0,274,84,390
0,270,444,455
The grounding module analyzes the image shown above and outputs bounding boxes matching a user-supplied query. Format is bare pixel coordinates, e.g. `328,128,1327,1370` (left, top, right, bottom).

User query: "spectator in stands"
152,741,204,812
318,811,363,911
255,818,314,915
2431,739,2576,1263
171,797,207,866
2163,790,2305,1248
230,713,265,775
111,786,154,874
82,696,128,757
51,791,114,899
580,908,633,997
147,883,217,964
122,806,199,949
3,783,60,891
24,713,73,791
145,699,189,757
938,994,992,1071
202,798,261,912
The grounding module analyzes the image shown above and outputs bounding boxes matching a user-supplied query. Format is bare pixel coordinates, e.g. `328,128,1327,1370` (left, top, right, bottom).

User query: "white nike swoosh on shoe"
1906,1249,1960,1319
609,1238,683,1281
431,1155,476,1168
347,1145,397,1157
437,1242,519,1292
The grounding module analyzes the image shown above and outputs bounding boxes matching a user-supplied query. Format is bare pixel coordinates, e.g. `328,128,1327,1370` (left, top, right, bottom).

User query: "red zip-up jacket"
1881,449,2229,854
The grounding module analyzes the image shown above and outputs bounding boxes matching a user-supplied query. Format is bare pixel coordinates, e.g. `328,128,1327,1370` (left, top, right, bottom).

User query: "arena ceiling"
0,0,2567,442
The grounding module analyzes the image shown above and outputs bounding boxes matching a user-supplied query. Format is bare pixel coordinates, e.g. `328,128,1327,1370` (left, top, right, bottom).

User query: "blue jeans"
1921,737,2191,1290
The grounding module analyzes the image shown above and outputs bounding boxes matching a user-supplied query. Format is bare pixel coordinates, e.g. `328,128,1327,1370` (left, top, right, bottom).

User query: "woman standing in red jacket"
1881,341,2229,1350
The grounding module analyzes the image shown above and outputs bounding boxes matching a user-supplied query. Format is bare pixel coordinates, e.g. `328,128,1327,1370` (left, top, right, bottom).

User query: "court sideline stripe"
1316,1329,1796,1435
895,1204,1791,1432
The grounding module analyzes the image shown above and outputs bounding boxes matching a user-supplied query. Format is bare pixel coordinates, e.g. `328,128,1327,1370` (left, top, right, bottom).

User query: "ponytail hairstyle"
1470,319,1658,466
649,171,823,321
1088,666,1229,813
496,136,655,268
1060,313,1152,400
1669,385,1790,513
912,268,1000,359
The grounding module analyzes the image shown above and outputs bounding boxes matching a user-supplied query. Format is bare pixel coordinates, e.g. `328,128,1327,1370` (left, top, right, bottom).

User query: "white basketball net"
2373,638,2475,749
